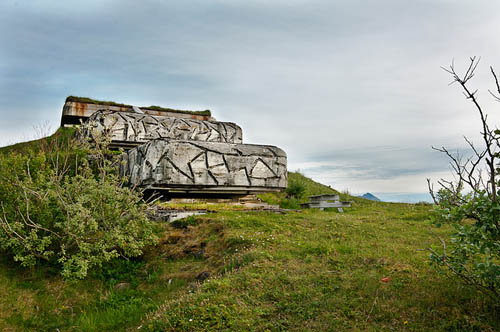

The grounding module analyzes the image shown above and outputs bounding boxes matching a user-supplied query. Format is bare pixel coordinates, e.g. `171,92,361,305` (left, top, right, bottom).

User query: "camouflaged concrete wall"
87,110,242,145
121,139,287,191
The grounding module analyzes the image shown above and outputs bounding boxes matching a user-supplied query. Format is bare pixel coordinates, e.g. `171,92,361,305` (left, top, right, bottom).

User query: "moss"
65,96,212,116
65,96,130,107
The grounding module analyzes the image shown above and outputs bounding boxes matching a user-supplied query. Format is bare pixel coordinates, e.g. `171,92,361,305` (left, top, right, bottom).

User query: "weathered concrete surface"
61,101,214,126
87,110,242,147
121,139,287,193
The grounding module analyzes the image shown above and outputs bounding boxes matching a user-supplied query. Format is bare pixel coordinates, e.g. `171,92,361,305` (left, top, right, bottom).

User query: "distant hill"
371,192,433,204
360,192,381,201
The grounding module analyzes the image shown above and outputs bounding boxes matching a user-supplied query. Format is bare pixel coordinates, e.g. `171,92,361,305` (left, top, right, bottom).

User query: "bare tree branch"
427,178,438,204
440,57,498,201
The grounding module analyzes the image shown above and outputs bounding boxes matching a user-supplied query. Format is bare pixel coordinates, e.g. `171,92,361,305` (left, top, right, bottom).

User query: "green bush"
286,182,306,199
0,129,157,279
429,58,500,300
430,189,500,299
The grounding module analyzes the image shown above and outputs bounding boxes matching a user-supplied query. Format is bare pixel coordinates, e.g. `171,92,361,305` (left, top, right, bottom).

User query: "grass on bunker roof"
65,96,212,116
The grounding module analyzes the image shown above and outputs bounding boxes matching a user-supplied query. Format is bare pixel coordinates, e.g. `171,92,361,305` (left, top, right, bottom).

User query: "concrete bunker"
61,97,287,197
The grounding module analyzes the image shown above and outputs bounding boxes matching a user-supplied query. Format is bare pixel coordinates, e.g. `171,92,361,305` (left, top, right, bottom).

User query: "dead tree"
428,57,499,205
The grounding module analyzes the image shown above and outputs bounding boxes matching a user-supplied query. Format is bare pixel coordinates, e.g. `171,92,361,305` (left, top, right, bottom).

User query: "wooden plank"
308,194,339,202
307,202,351,208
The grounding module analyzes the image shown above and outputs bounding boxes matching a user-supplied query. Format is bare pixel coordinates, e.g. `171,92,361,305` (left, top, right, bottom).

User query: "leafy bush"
430,189,500,299
281,173,306,208
429,58,500,299
286,182,306,199
0,128,157,279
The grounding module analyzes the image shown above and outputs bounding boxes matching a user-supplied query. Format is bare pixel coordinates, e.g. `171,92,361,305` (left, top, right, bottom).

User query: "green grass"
1,200,498,331
65,96,212,116
259,171,348,208
0,136,498,331
142,203,499,331
0,127,76,155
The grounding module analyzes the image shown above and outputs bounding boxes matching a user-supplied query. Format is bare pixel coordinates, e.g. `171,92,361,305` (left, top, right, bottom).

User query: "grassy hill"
0,127,75,155
0,136,499,331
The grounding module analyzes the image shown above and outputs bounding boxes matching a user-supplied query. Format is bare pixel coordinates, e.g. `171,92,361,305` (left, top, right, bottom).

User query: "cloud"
1,0,500,194
288,142,474,192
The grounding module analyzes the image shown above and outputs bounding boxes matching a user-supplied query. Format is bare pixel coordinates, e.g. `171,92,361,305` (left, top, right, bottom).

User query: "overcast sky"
1,0,500,198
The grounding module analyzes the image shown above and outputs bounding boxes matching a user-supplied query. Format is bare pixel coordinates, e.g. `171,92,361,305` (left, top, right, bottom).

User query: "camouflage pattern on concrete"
87,110,242,147
121,139,287,193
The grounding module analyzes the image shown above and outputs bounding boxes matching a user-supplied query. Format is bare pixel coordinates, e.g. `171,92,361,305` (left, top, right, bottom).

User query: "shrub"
430,190,500,299
429,58,500,299
286,182,306,199
285,172,308,200
0,128,157,279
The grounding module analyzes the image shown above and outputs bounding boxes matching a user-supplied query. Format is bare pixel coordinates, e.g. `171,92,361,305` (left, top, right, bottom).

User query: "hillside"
0,127,75,155
0,136,498,331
